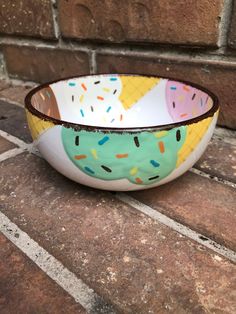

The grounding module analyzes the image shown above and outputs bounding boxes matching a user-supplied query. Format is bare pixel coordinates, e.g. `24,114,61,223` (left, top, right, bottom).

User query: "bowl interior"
30,74,215,128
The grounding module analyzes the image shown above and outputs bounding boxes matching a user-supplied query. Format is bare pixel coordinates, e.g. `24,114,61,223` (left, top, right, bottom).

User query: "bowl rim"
25,73,219,133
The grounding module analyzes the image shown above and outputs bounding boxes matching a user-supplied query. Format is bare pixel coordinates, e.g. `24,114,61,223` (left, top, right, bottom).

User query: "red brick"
0,234,85,314
97,53,236,129
0,136,16,154
196,137,236,183
131,172,236,251
1,153,236,313
3,45,90,83
228,1,236,48
59,0,223,46
0,84,34,107
0,0,55,39
0,80,9,91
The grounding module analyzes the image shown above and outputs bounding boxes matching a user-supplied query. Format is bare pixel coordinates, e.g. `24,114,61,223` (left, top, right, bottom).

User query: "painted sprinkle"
74,154,87,160
84,166,95,174
40,92,45,100
91,149,98,159
135,177,143,184
81,83,87,91
46,91,51,98
116,153,128,159
110,118,115,123
133,136,140,147
106,106,112,113
180,113,188,118
170,86,177,90
91,106,94,112
192,93,196,100
101,165,112,173
113,89,117,94
103,87,110,92
176,130,181,142
94,81,100,84
130,167,138,176
120,114,123,121
69,82,76,87
158,141,165,154
98,136,109,145
150,160,160,167
75,136,79,146
80,109,85,117
149,175,160,180
80,95,84,103
183,85,190,92
97,96,104,101
172,101,175,108
110,77,117,81
72,95,74,102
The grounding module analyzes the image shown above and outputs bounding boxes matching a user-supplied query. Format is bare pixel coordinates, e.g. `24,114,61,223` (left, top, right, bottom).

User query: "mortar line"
0,129,29,148
115,193,236,263
51,0,60,40
190,168,236,188
0,147,25,162
218,0,234,48
0,212,116,313
2,36,236,68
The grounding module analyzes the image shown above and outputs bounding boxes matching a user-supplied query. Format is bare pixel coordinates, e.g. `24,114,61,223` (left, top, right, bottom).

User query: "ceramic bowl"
25,74,219,191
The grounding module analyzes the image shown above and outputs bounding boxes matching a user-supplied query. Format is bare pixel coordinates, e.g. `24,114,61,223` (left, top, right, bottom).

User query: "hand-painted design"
166,81,213,122
26,110,55,140
176,115,216,167
61,126,186,185
119,76,160,110
31,86,60,120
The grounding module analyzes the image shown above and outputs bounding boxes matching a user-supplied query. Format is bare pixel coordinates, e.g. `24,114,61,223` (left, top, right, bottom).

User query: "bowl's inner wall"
31,75,214,128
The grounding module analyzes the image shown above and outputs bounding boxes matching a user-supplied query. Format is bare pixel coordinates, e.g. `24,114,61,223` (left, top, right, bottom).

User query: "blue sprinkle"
110,77,117,81
170,86,177,90
68,82,76,87
110,118,115,123
84,166,95,174
150,160,160,167
80,109,84,117
106,106,112,113
98,136,109,145
46,91,51,98
200,98,203,106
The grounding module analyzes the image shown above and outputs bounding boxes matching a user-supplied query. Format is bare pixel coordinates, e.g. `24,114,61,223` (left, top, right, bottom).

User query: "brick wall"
0,0,236,129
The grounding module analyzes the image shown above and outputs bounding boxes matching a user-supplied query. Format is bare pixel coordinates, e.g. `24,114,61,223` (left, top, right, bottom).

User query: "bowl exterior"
26,109,218,191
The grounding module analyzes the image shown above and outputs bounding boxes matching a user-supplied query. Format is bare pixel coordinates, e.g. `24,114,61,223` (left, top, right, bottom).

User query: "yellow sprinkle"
79,94,84,103
154,131,168,138
130,167,138,176
103,87,110,92
91,149,98,159
40,92,45,100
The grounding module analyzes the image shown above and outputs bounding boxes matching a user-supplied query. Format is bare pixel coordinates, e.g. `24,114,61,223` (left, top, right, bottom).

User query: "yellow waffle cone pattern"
119,76,160,110
26,110,54,140
177,116,214,167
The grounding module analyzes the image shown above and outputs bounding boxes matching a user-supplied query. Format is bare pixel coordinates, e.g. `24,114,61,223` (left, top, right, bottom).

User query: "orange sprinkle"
81,83,87,91
97,96,104,100
74,154,87,160
158,141,165,154
183,85,190,92
135,177,143,184
120,114,123,121
116,153,128,159
180,113,188,118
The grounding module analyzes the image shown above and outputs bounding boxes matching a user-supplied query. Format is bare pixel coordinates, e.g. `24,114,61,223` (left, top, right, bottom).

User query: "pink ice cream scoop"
166,80,212,123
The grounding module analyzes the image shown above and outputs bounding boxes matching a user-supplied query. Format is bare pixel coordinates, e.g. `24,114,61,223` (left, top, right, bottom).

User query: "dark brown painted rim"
25,73,219,133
